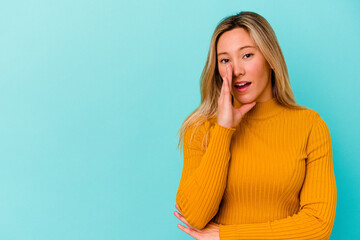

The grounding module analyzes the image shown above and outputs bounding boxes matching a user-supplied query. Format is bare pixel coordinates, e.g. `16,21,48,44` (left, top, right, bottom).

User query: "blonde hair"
177,11,308,154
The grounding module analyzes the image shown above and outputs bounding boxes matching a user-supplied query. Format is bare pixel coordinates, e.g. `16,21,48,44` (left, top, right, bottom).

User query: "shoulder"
281,105,326,126
275,105,331,142
283,105,331,139
302,109,332,157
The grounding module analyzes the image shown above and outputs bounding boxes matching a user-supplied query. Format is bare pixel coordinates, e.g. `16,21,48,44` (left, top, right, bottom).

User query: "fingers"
226,63,233,92
224,64,231,95
225,64,233,102
219,64,232,103
174,211,201,232
177,224,199,239
238,101,257,116
174,204,201,232
233,101,257,124
218,69,226,102
217,63,235,128
174,211,188,226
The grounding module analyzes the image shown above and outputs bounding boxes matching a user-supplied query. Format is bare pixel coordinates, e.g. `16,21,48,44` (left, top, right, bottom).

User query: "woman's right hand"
217,63,257,128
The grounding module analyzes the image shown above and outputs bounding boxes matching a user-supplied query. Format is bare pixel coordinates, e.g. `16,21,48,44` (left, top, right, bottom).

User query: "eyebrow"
217,45,256,56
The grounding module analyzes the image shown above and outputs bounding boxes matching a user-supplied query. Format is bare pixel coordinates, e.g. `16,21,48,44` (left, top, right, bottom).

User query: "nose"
232,59,245,78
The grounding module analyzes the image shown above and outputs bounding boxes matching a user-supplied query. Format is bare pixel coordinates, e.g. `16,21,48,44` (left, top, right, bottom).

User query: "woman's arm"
218,115,337,240
176,120,236,230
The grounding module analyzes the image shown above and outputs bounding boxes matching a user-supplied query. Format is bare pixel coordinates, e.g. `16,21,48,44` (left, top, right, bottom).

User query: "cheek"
248,61,268,79
247,61,261,75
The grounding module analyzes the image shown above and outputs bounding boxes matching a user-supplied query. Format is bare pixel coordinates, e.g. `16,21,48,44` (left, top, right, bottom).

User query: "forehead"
217,28,255,51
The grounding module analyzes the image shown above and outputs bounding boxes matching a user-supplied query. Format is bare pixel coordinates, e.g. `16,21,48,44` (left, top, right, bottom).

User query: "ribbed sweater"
176,97,337,239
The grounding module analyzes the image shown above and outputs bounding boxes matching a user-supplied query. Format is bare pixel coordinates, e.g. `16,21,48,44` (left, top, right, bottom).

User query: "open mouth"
234,82,252,92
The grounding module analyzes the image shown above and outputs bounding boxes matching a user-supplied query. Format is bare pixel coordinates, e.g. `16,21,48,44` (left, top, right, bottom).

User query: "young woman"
174,11,337,240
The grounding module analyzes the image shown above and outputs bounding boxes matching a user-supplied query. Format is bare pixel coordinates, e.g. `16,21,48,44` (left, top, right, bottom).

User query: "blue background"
0,0,359,239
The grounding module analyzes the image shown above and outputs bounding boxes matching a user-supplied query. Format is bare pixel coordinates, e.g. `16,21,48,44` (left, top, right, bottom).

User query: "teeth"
235,82,249,87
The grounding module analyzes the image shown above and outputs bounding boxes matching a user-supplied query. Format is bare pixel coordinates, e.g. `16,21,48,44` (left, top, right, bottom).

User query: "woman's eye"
243,53,253,59
220,59,229,64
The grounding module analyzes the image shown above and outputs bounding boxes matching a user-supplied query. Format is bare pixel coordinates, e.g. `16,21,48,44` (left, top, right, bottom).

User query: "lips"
234,81,252,88
234,81,252,92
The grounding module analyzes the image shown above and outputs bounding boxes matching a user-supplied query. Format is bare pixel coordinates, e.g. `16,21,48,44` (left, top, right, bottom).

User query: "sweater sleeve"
176,121,236,229
219,115,337,240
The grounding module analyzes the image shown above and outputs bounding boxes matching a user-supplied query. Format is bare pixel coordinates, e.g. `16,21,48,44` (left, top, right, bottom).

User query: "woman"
174,11,337,240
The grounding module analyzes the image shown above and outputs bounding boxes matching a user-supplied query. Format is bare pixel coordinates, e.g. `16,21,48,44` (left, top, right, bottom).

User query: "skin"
174,204,219,240
174,27,274,239
217,27,274,128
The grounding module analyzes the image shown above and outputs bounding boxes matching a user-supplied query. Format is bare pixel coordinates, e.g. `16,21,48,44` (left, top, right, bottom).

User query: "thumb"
234,101,256,120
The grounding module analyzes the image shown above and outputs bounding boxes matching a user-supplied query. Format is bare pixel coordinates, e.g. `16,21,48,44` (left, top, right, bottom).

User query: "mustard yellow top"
176,98,337,239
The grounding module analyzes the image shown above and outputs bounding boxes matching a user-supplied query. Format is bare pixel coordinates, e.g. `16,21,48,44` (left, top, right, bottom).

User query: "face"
216,28,273,105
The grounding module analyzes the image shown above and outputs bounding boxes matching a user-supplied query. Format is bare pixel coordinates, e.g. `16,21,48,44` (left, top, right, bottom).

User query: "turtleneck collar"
234,97,285,120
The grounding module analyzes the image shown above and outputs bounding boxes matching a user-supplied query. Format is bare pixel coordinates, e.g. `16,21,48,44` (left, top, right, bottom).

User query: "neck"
233,97,285,120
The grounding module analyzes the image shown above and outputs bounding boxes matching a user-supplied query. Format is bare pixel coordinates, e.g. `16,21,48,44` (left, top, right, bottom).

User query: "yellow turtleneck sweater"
176,98,337,239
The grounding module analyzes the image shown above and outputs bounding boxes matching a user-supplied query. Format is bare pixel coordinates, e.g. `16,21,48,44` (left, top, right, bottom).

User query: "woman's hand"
217,63,256,128
174,204,220,240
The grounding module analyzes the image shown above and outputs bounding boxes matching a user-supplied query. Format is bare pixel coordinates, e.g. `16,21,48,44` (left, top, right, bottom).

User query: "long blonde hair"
177,11,308,154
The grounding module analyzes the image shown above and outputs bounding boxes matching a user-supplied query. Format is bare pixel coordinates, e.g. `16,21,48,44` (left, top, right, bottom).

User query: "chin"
234,95,257,104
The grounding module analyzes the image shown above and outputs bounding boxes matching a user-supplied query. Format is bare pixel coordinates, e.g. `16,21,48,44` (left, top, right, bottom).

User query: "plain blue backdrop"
0,0,359,239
